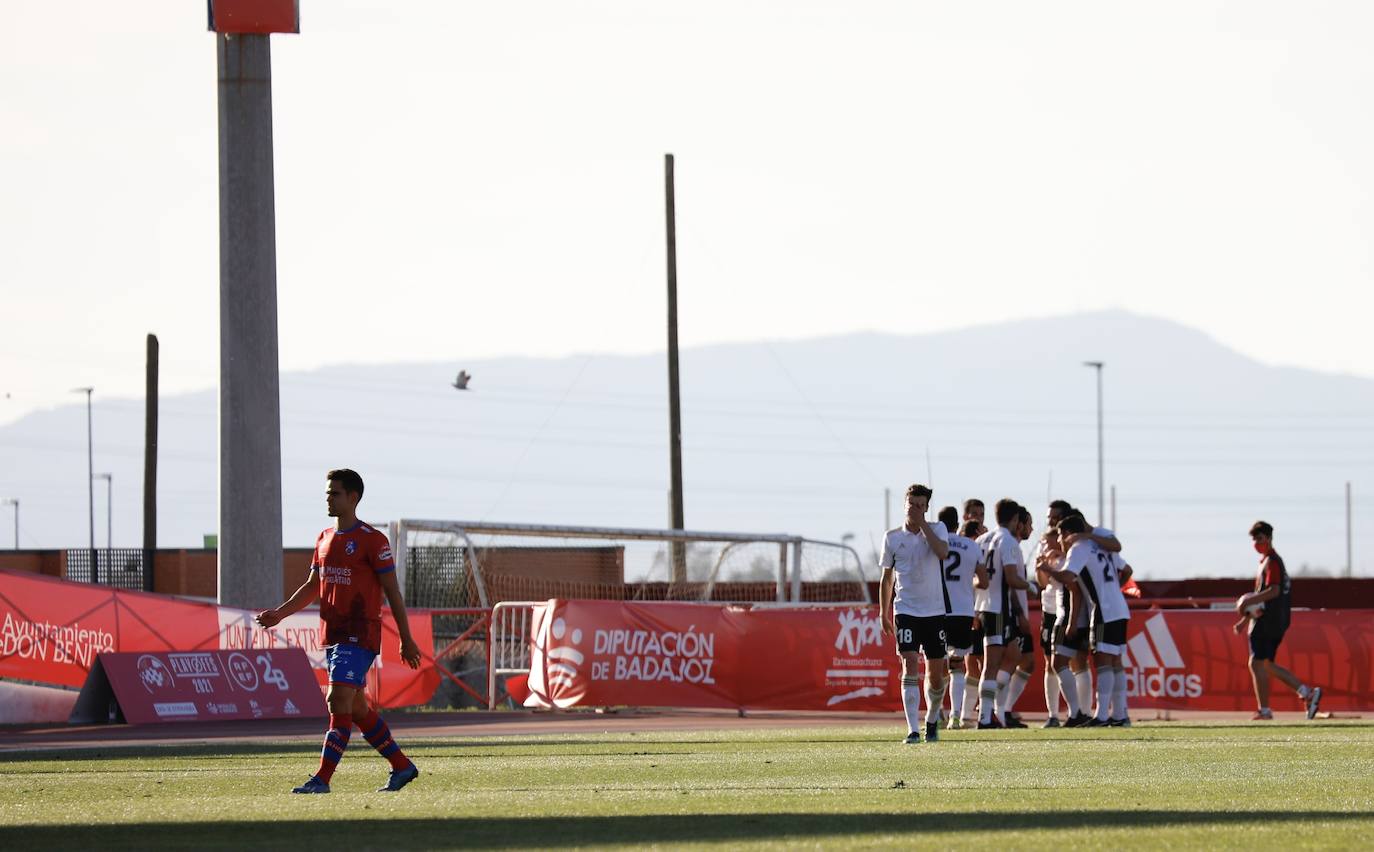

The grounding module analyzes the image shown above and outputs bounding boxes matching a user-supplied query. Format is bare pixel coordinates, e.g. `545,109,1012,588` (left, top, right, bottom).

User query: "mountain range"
1,311,1368,581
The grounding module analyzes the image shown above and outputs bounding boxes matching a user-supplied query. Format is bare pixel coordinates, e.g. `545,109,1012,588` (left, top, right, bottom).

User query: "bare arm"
1237,584,1280,612
973,558,988,589
914,516,949,561
1092,532,1122,553
1065,584,1083,637
880,569,896,636
1004,563,1029,590
1118,563,1133,585
255,570,320,628
378,570,422,669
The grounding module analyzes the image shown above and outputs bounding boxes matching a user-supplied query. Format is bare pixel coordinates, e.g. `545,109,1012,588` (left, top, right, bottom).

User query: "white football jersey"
1039,551,1063,616
879,522,950,618
972,530,994,613
1062,538,1131,624
976,526,1020,615
942,534,980,617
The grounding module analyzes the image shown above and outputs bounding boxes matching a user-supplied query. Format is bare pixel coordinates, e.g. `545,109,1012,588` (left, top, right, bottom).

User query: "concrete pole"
72,387,96,582
664,153,686,586
1083,361,1105,524
144,334,159,592
217,33,283,608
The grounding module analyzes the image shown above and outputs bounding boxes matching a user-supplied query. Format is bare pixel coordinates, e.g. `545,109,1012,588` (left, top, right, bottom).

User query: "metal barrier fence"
64,548,150,591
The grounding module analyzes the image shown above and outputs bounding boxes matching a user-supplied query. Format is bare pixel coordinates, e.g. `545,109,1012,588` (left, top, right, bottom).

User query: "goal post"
393,519,870,609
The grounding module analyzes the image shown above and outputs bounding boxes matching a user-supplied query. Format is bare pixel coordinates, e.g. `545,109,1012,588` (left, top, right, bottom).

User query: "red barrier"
71,649,326,724
0,570,438,710
525,601,1374,712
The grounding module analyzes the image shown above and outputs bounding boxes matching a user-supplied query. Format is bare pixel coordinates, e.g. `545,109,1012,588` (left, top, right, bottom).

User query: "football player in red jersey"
257,469,424,793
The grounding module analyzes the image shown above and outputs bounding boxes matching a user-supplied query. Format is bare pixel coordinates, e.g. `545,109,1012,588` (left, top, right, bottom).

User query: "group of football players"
879,485,1133,744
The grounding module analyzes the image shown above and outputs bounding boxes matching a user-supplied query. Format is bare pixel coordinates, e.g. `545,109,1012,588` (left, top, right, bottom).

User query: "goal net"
393,520,870,609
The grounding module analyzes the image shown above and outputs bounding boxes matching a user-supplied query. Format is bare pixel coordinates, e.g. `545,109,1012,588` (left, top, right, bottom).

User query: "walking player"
1234,521,1322,721
257,469,424,793
880,484,951,744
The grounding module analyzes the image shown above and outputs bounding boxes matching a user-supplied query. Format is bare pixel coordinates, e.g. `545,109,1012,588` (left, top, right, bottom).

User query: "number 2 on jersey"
943,551,961,582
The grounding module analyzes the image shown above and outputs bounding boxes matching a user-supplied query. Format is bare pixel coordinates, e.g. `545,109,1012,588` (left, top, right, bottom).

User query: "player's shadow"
0,810,1368,849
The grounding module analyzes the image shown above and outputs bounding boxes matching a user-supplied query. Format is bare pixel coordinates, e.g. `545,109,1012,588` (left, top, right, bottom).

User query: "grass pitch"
1,721,1371,849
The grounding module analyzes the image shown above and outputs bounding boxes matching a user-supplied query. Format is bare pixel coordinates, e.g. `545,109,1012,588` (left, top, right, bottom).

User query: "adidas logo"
1121,613,1202,699
284,699,300,715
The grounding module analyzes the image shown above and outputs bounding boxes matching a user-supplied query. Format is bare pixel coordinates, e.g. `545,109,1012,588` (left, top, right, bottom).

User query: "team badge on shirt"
345,540,356,555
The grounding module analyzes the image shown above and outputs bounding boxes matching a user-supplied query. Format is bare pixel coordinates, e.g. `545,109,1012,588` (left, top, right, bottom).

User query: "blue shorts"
325,643,377,687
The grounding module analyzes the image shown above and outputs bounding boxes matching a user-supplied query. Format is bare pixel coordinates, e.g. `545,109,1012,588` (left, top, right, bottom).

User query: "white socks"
1056,664,1080,717
901,676,922,734
925,680,946,724
1095,668,1115,721
979,675,998,724
964,680,980,721
993,670,1012,721
1044,668,1061,719
949,670,967,721
1111,665,1127,720
1077,669,1094,717
1005,669,1031,713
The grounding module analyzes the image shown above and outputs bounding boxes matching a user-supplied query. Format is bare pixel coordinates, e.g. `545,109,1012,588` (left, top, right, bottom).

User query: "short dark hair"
963,498,984,515
1058,515,1088,536
1067,508,1087,523
961,520,982,537
938,506,959,533
906,484,933,500
1016,506,1032,524
1249,521,1274,538
328,468,365,499
1049,499,1073,514
995,498,1019,527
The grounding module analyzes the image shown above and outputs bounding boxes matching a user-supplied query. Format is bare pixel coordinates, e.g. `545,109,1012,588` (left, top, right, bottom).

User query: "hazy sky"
3,0,1373,426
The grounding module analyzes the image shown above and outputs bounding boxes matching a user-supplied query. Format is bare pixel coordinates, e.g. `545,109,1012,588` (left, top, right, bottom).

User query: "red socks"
314,713,352,783
357,708,411,771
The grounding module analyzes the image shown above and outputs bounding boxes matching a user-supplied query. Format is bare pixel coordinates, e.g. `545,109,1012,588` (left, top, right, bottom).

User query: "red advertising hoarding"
71,648,325,724
525,601,1374,713
0,570,438,712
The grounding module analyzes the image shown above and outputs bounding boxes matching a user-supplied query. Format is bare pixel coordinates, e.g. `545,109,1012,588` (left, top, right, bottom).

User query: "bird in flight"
452,370,472,390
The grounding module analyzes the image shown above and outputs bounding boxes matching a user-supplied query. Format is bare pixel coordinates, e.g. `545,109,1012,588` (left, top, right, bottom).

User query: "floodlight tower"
210,1,299,608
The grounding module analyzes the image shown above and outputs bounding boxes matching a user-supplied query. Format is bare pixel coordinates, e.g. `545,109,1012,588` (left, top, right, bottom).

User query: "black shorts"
1092,618,1129,655
1040,613,1058,652
1015,625,1034,655
895,614,948,660
943,615,975,655
977,611,1005,647
1053,619,1087,657
1249,629,1285,662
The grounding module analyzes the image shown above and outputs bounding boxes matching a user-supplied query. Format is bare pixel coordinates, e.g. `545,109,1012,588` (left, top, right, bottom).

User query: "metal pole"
144,333,158,592
1083,361,1104,523
884,487,890,531
72,387,96,581
1347,481,1354,578
217,33,284,608
1110,484,1117,531
94,473,112,575
664,153,686,585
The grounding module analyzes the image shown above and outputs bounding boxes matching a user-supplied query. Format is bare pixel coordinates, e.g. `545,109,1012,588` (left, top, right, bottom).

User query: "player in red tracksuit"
257,469,424,793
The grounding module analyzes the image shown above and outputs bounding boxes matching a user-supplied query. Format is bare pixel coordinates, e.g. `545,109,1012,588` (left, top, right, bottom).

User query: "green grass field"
2,722,1371,850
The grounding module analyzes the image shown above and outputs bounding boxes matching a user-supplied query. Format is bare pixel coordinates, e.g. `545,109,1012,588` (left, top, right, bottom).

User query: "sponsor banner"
524,601,1374,712
93,648,325,724
527,600,738,709
0,569,439,714
735,607,896,711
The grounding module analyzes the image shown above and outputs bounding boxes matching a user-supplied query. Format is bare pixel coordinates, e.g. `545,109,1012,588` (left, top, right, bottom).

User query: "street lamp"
72,386,96,580
2,499,16,550
1082,362,1104,525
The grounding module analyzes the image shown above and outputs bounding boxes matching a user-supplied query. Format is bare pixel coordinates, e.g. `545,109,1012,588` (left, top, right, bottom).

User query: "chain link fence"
64,548,150,591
